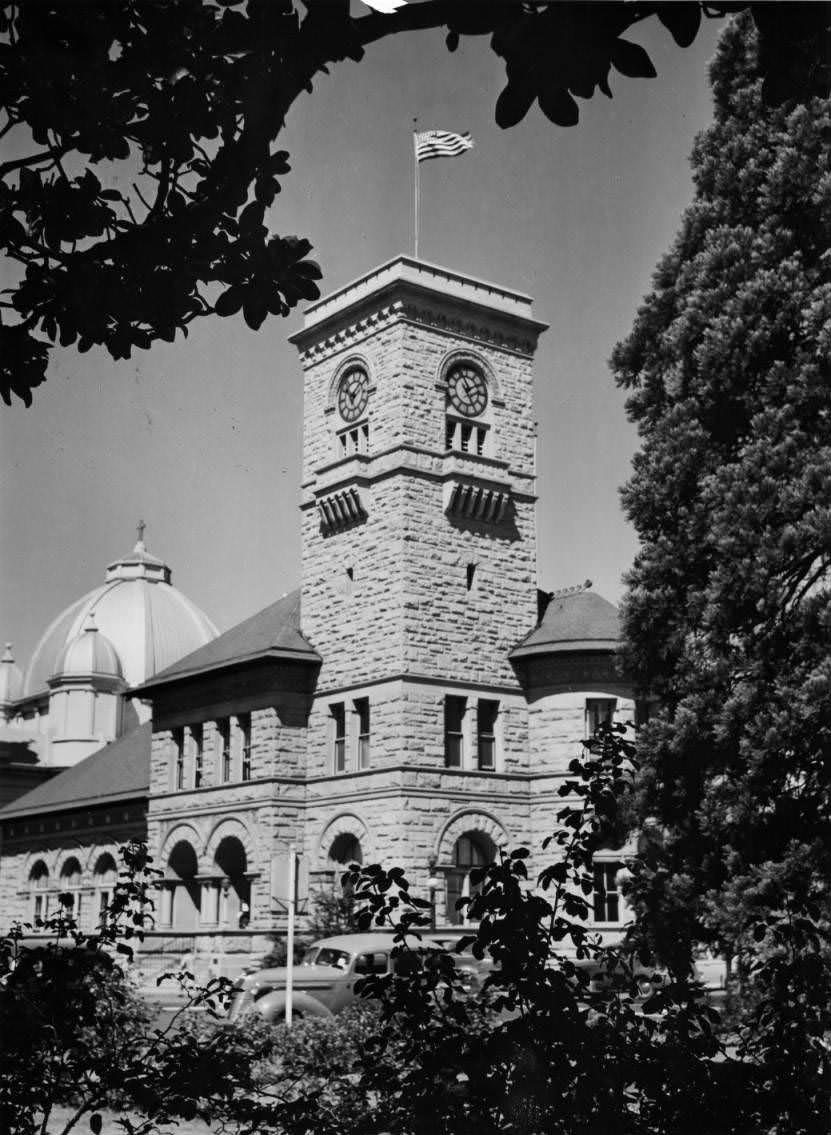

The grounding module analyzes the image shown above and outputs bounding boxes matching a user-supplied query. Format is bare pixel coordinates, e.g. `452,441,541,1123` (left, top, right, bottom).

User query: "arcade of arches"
160,835,252,932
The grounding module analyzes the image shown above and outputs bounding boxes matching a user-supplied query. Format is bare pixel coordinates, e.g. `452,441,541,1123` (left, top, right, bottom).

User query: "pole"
413,118,419,259
285,843,295,1027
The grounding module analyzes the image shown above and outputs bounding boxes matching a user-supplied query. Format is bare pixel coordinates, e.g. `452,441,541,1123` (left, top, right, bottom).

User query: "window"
444,696,466,768
173,727,185,790
338,422,370,456
217,718,231,782
239,714,251,781
593,861,622,923
354,951,388,975
445,418,488,456
446,833,495,926
331,703,346,773
477,699,499,771
585,698,617,739
192,725,204,789
94,853,118,928
60,858,82,924
329,833,363,866
30,861,49,924
355,697,370,769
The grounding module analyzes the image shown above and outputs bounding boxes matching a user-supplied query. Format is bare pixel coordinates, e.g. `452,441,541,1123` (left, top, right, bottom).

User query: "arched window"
446,833,496,926
329,833,363,867
29,860,49,924
214,836,250,928
166,841,200,931
59,857,83,924
93,852,118,927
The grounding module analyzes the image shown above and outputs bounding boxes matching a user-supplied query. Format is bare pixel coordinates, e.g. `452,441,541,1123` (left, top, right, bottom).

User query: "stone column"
159,882,174,928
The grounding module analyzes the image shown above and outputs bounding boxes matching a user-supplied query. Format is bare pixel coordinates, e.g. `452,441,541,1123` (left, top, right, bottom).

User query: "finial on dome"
2,643,14,662
83,611,98,633
134,518,146,553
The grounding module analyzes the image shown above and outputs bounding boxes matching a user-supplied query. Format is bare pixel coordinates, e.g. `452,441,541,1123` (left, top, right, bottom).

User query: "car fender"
253,989,334,1022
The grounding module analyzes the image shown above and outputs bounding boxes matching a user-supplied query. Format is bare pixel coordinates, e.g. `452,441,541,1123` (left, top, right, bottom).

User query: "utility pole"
285,843,296,1027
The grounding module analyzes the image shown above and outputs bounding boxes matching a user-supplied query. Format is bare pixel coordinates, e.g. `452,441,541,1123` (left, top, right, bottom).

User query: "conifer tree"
612,8,831,1035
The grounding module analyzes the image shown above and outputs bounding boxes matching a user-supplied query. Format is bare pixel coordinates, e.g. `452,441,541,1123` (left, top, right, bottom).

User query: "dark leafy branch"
0,1,828,406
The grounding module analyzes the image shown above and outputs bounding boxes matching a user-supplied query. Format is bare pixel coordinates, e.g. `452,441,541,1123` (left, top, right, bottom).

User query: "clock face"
447,365,488,418
338,368,369,423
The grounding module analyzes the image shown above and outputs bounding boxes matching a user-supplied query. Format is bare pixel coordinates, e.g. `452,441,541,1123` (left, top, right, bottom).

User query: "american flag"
415,130,474,163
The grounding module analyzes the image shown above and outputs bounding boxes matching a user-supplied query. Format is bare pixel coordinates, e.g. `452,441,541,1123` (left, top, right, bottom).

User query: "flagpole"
413,118,419,259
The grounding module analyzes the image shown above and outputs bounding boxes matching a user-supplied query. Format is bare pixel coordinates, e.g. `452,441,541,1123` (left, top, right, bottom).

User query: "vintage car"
227,931,482,1023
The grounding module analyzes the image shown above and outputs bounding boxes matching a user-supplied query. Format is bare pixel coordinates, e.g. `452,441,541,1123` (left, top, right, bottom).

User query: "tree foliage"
0,842,276,1135
611,9,831,1116
1,1,829,405
287,722,830,1135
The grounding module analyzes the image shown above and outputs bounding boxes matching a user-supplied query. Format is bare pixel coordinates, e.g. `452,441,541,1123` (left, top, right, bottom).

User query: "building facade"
0,258,635,978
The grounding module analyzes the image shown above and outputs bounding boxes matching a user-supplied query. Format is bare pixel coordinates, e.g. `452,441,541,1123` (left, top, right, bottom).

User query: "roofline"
134,644,322,694
0,786,147,821
510,639,620,660
289,255,548,347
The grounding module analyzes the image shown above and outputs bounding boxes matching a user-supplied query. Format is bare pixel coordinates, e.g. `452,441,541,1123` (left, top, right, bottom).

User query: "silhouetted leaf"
610,38,657,79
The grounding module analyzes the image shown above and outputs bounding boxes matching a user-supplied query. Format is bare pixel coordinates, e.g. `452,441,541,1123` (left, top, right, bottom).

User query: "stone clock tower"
290,257,548,883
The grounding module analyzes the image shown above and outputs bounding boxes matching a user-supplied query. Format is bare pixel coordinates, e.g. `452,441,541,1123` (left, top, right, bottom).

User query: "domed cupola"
23,525,218,698
0,644,24,721
50,613,124,685
46,613,128,768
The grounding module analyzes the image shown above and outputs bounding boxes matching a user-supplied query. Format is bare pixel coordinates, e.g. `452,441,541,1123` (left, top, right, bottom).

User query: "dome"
0,644,23,705
50,614,123,683
23,534,219,696
510,585,620,660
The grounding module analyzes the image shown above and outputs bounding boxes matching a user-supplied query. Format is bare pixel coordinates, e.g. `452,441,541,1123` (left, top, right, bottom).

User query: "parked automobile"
228,931,481,1023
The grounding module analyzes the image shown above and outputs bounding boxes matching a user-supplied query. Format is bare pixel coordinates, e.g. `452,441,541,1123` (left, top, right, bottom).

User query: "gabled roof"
0,722,151,819
135,589,320,692
510,588,620,661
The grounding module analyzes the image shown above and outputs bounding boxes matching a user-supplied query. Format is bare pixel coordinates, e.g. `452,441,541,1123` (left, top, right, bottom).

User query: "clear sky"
0,9,726,670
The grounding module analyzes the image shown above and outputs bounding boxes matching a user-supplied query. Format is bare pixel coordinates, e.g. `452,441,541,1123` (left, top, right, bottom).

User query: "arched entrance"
166,840,200,931
446,832,496,926
214,835,250,928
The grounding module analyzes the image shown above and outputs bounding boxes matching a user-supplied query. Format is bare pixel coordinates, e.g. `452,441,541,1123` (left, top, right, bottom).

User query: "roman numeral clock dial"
338,368,369,423
447,364,488,418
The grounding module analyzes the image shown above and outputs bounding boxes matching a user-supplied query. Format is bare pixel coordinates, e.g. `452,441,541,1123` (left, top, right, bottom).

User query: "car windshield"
303,947,351,970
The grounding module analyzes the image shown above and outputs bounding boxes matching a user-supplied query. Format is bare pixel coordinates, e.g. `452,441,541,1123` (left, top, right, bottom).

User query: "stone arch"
436,348,502,403
159,822,203,867
91,849,118,880
159,827,201,933
58,854,82,883
326,353,375,410
434,809,511,866
23,847,61,879
316,812,371,868
204,816,257,869
28,857,49,885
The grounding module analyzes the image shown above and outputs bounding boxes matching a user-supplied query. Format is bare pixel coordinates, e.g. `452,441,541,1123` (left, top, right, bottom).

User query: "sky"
0,7,727,671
